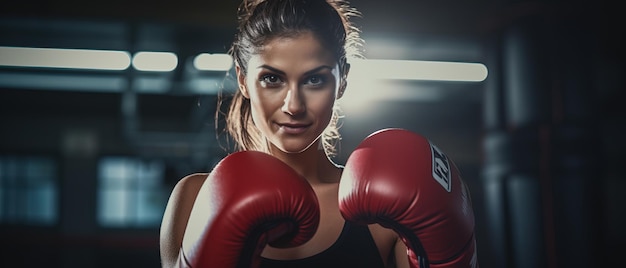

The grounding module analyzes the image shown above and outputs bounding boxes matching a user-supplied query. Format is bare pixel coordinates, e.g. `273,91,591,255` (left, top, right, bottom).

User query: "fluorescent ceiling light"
0,46,131,71
193,53,233,71
349,59,488,82
132,51,178,72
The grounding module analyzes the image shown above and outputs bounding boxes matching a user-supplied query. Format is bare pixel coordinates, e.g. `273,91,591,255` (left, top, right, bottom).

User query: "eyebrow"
258,65,334,76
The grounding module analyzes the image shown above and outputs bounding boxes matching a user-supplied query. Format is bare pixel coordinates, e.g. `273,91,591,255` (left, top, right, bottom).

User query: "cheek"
247,86,280,127
309,90,337,122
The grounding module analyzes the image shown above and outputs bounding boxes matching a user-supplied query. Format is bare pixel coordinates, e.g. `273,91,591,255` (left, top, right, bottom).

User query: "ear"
235,64,250,99
337,63,350,100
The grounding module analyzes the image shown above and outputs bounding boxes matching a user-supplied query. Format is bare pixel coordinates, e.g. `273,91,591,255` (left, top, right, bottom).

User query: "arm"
393,237,410,268
159,174,208,268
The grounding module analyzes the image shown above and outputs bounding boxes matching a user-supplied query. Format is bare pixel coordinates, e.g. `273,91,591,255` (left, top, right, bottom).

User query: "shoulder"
172,173,209,197
160,173,209,268
162,172,209,228
164,173,209,213
163,173,210,220
163,172,209,228
161,173,209,220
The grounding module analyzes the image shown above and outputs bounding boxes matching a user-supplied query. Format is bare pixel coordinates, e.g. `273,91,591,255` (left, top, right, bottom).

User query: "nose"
281,85,305,116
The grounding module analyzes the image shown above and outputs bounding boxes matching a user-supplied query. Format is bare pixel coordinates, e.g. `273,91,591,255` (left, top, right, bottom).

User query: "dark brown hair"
217,0,363,156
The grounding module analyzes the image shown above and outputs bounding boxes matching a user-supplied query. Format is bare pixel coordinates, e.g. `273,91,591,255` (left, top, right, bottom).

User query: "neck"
269,140,341,184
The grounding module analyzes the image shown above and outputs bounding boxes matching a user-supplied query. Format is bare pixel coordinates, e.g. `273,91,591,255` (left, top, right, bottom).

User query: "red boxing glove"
339,129,478,268
179,151,320,268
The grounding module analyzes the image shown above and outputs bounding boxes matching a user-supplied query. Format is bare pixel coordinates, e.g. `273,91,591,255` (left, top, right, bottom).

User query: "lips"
277,122,312,134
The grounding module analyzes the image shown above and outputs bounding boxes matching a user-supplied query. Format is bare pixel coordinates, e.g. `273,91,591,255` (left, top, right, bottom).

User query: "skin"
159,31,410,268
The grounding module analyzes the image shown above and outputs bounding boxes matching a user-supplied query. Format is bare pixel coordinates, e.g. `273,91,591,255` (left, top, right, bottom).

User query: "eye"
259,74,283,88
304,75,325,87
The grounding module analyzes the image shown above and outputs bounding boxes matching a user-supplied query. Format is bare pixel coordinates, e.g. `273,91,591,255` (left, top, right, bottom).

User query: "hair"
216,0,363,157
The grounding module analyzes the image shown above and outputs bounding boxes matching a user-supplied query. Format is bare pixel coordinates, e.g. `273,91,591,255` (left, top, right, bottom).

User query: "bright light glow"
0,46,131,70
349,59,488,82
193,53,233,71
132,51,178,72
339,79,445,115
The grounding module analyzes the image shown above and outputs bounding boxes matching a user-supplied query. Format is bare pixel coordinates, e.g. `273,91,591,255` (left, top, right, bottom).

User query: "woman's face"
237,31,343,154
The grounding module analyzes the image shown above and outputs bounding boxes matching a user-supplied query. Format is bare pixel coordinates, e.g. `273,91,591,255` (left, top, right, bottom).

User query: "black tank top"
259,221,386,268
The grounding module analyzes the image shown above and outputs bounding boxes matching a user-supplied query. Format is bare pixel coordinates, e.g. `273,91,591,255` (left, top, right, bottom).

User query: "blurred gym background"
0,0,624,267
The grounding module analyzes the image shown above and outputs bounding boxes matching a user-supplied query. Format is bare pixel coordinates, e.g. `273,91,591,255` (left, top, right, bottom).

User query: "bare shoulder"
163,172,209,226
173,173,209,195
164,173,209,216
159,173,209,268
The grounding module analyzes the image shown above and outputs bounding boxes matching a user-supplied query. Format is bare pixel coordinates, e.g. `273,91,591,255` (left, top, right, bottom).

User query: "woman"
160,0,410,267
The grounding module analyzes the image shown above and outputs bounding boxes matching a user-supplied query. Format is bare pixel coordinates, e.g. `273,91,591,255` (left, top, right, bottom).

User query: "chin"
275,139,320,154
267,131,325,155
279,144,313,154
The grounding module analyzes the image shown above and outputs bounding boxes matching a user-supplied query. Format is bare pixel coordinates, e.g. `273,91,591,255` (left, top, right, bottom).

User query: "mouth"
277,122,312,134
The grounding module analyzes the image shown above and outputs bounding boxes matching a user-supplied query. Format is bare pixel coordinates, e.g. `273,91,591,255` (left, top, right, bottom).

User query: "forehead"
252,32,337,66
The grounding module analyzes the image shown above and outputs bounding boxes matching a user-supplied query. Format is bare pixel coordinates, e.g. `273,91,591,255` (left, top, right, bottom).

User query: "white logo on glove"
430,142,451,192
